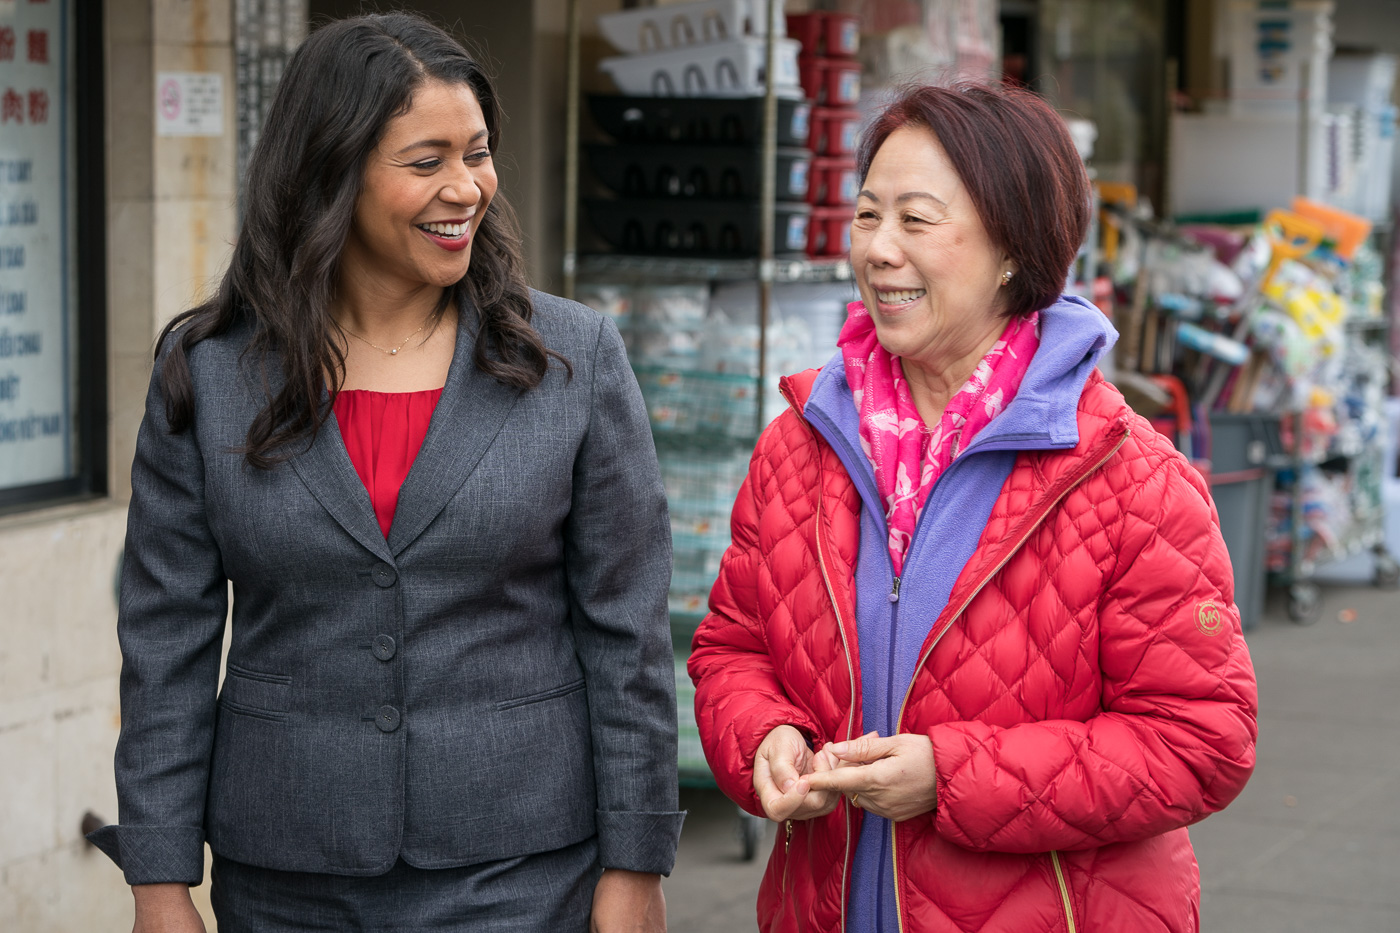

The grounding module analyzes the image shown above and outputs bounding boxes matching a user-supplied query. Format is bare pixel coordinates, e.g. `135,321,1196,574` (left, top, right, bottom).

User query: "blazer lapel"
388,309,522,556
290,397,396,564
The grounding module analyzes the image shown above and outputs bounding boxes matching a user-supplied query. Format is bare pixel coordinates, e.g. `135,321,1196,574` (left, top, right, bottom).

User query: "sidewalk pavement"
663,504,1400,931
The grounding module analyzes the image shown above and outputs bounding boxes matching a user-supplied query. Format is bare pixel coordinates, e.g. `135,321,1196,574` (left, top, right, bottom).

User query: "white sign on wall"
156,71,224,137
0,0,75,491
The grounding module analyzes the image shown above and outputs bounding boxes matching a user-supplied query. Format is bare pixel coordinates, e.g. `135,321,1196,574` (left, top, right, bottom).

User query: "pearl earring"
1001,270,1014,286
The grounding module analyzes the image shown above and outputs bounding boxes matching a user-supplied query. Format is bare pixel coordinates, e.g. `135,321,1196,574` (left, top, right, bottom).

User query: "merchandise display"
788,10,858,260
597,0,781,55
1091,187,1397,625
600,36,804,98
597,0,799,98
586,93,812,146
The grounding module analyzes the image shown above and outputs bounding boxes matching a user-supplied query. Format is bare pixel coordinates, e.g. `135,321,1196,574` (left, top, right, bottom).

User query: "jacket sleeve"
86,348,228,885
563,316,685,875
930,451,1259,853
689,432,826,818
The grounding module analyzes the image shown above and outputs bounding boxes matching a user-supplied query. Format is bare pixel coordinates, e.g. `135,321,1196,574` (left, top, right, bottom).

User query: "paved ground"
662,562,1400,932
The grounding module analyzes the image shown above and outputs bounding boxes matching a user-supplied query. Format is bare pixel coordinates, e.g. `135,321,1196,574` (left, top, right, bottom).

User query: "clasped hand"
752,726,938,824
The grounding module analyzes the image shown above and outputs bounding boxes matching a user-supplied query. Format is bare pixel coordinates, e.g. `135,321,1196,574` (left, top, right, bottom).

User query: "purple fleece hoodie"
800,295,1117,933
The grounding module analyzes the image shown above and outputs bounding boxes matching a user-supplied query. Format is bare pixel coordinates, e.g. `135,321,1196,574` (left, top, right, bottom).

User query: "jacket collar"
783,293,1118,455
291,298,522,560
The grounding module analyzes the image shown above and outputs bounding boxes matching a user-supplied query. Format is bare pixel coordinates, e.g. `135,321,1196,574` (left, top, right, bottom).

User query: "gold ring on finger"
850,793,861,808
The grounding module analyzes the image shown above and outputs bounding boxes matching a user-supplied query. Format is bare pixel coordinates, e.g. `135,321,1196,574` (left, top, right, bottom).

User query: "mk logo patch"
1196,600,1225,636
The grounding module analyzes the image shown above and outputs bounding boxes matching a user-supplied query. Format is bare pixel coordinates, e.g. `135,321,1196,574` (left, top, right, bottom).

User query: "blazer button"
375,705,401,733
373,634,397,661
371,563,397,588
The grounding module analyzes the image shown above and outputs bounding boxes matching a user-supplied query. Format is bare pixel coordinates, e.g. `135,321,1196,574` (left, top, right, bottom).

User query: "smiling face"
340,79,497,299
850,124,1013,375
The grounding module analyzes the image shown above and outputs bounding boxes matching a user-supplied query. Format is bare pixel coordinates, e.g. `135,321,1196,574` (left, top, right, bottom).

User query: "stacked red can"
787,10,861,259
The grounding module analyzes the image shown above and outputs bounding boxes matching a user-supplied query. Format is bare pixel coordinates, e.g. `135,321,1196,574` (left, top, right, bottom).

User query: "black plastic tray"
585,144,811,200
585,198,811,257
587,94,812,147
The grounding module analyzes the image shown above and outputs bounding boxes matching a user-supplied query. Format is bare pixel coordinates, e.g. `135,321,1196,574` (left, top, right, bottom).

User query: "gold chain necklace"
345,321,428,357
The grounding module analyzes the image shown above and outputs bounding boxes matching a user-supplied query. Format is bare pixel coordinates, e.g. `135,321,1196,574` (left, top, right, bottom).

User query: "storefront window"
0,0,104,511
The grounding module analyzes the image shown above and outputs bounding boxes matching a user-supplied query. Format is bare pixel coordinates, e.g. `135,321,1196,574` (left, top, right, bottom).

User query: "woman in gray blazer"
88,13,682,932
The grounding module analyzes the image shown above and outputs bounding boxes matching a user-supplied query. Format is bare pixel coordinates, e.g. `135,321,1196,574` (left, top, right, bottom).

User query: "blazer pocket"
220,662,292,720
495,677,586,711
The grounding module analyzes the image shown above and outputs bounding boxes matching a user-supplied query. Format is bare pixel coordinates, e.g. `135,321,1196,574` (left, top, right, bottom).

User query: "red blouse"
332,388,443,538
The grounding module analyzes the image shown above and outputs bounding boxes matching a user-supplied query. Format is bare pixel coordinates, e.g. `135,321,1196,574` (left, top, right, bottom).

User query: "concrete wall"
0,0,236,928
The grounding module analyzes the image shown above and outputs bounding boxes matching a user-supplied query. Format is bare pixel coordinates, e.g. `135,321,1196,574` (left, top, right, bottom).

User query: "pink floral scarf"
838,301,1040,576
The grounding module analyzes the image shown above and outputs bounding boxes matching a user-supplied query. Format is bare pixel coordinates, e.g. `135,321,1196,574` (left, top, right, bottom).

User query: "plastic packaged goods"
1262,260,1347,346
573,283,632,328
627,284,709,371
636,284,710,326
708,280,853,373
599,37,803,98
774,281,854,369
598,0,785,55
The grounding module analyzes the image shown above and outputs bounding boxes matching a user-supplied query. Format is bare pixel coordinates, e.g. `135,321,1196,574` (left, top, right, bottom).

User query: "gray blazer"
89,291,683,885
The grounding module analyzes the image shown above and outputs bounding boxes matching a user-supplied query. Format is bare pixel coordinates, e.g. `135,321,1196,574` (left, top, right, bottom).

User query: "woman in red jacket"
690,83,1258,933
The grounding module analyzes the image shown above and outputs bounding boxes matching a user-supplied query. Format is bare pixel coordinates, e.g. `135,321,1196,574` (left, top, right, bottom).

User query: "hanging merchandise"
1097,192,1398,625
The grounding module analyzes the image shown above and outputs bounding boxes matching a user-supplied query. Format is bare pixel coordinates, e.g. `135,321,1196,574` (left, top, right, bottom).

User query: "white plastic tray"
600,37,803,98
598,0,785,55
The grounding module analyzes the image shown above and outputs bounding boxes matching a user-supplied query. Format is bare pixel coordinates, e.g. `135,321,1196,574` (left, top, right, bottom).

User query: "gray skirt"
210,837,600,932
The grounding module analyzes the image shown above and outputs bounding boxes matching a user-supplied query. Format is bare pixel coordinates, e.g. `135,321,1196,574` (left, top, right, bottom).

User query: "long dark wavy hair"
157,12,562,468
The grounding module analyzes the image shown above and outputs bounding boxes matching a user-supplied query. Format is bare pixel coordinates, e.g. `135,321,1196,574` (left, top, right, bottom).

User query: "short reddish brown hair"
857,83,1090,319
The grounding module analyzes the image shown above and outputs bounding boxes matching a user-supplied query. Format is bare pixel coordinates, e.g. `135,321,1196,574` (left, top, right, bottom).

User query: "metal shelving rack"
561,0,850,860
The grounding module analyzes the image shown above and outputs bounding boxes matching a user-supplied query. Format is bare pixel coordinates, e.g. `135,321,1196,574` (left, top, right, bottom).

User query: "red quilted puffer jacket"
690,367,1258,933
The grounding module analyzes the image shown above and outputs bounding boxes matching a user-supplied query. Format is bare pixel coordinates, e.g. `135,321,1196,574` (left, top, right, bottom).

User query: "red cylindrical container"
786,12,860,57
785,13,824,53
822,59,862,106
823,13,860,57
811,107,863,156
806,157,859,206
798,57,825,103
798,58,862,108
806,205,852,258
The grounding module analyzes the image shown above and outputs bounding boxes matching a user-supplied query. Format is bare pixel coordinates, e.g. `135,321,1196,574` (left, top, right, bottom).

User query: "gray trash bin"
1206,413,1284,631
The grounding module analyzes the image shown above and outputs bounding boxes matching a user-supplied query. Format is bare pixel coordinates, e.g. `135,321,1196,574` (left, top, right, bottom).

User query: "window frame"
0,0,107,515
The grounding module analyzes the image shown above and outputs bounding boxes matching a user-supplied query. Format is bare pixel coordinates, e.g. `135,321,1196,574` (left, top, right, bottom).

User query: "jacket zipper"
783,820,793,892
886,427,1130,933
1050,850,1077,933
802,416,859,933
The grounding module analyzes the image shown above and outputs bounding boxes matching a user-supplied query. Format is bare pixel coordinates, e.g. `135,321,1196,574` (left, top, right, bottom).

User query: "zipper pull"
785,819,793,852
888,576,901,603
